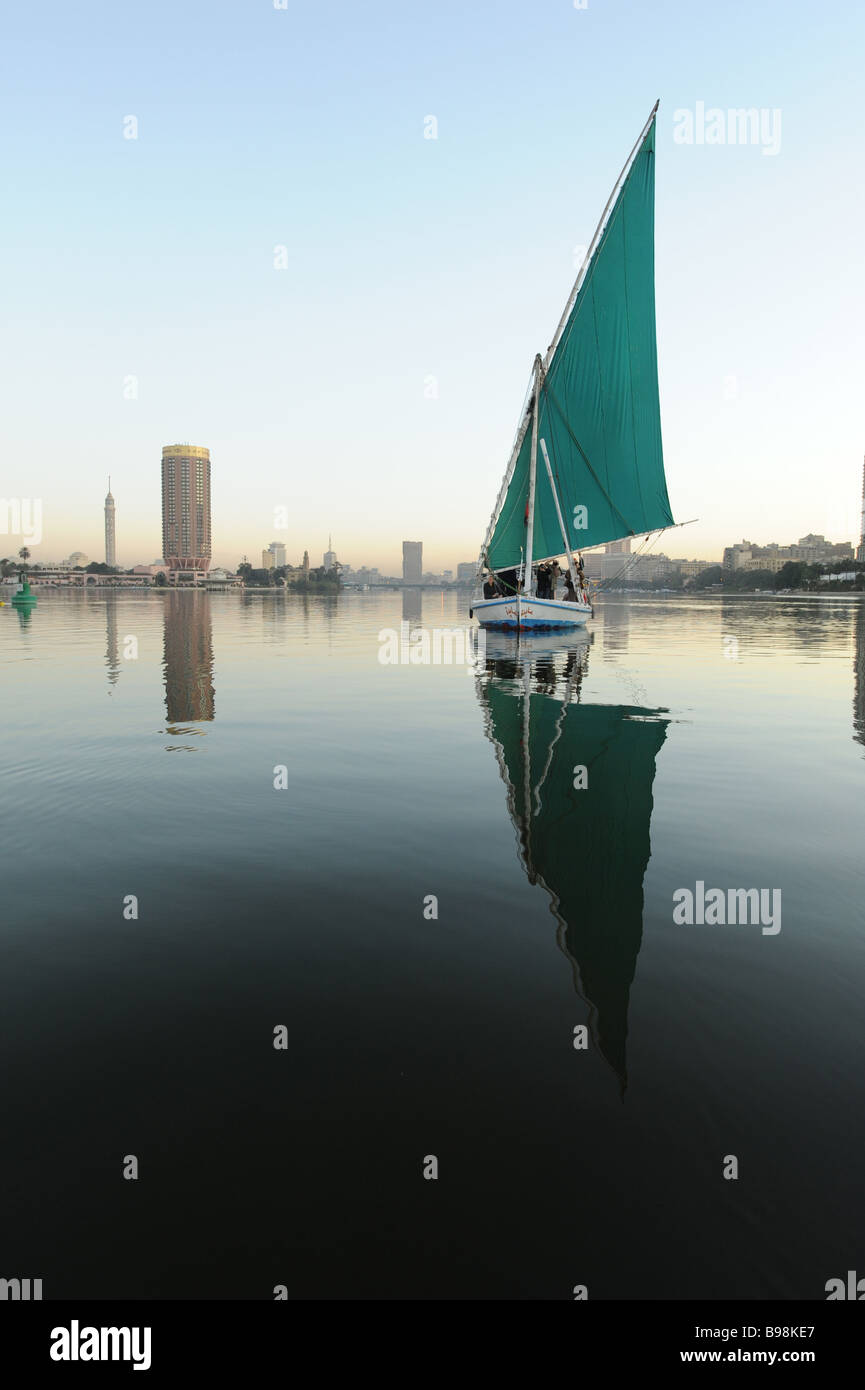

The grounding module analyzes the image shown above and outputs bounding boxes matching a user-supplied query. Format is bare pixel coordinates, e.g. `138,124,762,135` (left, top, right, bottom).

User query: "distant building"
724,534,852,570
583,550,673,583
261,549,275,570
605,539,631,555
68,551,89,567
858,458,865,563
161,443,212,581
302,550,310,574
403,540,423,584
723,540,754,571
676,559,716,580
457,562,476,583
442,570,453,583
104,479,116,567
323,535,337,571
205,567,237,586
267,541,286,567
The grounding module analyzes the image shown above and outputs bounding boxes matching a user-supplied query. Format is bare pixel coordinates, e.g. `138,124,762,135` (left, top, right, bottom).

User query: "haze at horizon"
2,0,863,572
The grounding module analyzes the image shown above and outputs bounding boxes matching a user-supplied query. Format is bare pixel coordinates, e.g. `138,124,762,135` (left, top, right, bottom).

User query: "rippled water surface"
2,589,863,1298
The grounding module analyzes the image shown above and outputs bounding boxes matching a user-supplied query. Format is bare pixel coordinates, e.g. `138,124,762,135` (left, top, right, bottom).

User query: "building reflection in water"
105,594,121,688
854,603,865,752
476,630,668,1094
162,589,215,728
402,587,422,627
600,596,630,659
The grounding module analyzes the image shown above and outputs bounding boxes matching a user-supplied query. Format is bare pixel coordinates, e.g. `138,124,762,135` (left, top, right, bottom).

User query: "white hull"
471,594,591,630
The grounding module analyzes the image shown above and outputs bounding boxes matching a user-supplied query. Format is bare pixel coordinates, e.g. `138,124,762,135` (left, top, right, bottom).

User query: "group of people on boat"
482,553,589,605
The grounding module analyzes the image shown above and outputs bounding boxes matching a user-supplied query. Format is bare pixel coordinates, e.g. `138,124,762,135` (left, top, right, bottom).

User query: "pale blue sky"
2,0,863,571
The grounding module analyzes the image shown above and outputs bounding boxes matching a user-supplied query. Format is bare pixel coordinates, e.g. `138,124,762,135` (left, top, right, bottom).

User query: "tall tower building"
323,535,337,571
161,444,212,579
268,541,286,568
402,540,423,584
104,478,116,567
858,457,865,564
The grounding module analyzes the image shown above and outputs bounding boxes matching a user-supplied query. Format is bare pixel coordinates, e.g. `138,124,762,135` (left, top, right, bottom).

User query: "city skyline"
3,2,864,573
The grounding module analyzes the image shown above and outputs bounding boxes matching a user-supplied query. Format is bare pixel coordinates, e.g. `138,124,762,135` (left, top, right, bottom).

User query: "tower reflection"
162,589,215,726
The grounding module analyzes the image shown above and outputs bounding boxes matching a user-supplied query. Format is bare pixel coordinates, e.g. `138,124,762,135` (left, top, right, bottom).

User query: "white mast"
539,437,581,595
523,355,541,599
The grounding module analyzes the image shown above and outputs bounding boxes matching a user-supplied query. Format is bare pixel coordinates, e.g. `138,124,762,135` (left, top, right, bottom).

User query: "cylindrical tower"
161,444,212,575
858,456,865,564
104,477,116,567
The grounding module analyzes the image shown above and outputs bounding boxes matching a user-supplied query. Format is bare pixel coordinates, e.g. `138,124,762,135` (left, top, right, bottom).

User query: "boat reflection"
476,630,669,1092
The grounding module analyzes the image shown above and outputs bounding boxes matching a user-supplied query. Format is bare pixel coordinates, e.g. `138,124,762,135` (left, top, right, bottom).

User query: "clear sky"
2,0,863,572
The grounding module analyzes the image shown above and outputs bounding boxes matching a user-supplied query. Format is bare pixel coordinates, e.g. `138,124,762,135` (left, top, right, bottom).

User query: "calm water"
1,588,863,1300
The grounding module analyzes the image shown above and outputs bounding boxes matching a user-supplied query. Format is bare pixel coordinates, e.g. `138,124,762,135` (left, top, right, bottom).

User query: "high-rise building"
161,444,212,579
858,457,865,563
605,539,631,555
323,535,337,571
268,541,286,567
457,562,476,583
104,478,116,567
261,549,275,570
302,550,310,574
403,540,423,584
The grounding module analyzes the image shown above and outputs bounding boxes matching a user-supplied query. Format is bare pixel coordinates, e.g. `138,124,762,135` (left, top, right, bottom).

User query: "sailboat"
472,101,675,631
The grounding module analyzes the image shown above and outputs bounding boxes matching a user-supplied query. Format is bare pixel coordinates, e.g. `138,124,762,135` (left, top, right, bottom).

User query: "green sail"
486,117,674,570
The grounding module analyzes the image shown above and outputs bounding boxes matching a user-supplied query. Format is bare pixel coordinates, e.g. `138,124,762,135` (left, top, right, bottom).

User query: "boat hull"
471,595,590,630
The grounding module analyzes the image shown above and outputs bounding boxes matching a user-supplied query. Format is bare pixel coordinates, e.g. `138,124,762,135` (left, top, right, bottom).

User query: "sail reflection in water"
477,632,668,1091
162,590,215,731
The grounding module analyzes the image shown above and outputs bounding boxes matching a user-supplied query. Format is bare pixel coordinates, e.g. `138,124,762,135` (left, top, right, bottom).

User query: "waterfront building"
104,479,116,567
68,551,89,567
323,536,337,571
267,541,286,567
724,534,853,570
403,540,423,584
161,443,212,581
261,549,275,570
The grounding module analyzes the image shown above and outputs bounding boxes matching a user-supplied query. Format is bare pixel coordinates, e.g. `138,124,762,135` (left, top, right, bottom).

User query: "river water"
1,588,862,1298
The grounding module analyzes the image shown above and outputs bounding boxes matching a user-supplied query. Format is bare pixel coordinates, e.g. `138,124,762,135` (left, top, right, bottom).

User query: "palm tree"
18,546,30,574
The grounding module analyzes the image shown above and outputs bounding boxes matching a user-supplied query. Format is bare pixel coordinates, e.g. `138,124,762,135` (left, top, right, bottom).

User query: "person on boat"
549,560,561,598
536,564,549,599
573,553,588,602
483,572,499,599
563,574,577,603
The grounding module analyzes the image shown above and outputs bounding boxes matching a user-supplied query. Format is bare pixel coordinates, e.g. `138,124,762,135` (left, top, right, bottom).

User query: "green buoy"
11,576,37,607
